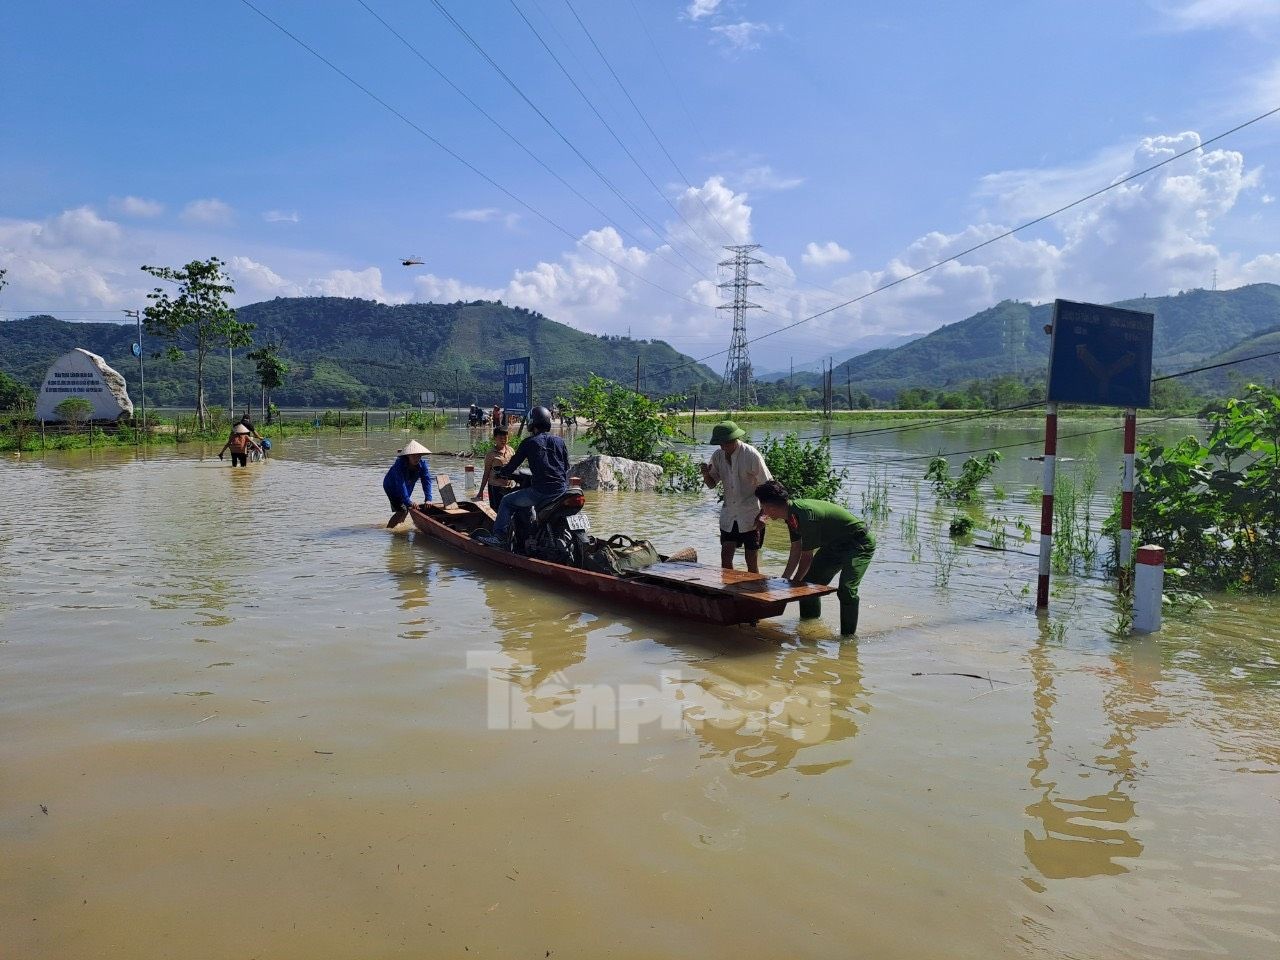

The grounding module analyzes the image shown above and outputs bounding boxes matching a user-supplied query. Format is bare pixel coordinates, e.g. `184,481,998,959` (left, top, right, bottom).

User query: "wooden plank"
636,562,834,602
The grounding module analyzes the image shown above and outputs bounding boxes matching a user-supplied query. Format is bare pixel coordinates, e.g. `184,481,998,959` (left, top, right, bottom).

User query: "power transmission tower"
717,244,762,408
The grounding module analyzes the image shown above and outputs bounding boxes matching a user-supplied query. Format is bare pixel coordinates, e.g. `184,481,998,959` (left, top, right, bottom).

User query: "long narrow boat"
407,502,834,627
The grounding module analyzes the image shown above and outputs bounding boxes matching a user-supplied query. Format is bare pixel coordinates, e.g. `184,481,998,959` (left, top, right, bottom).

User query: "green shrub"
925,452,1001,503
757,433,847,502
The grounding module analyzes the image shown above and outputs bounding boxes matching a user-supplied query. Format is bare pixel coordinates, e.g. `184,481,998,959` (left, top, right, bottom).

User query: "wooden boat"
407,501,834,627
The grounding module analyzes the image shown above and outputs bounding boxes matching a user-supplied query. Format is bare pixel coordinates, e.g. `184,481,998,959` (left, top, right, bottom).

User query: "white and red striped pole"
1036,402,1059,610
1119,407,1137,589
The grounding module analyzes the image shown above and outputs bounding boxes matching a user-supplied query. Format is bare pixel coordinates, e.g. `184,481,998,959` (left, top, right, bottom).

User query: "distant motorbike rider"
475,406,569,547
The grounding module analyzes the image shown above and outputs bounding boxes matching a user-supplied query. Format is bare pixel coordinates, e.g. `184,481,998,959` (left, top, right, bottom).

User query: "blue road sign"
1047,300,1154,408
503,356,530,414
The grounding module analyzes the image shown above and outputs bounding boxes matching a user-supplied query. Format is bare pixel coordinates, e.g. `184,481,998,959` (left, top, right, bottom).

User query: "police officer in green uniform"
754,480,875,635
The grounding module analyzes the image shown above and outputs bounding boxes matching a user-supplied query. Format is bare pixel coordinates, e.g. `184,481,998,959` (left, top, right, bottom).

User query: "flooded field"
2,418,1278,959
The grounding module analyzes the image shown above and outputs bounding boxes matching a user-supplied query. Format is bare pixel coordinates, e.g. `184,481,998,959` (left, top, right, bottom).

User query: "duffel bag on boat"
583,534,660,576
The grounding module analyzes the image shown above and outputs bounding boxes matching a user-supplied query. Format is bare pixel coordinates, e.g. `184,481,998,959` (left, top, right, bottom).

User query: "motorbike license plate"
566,513,590,531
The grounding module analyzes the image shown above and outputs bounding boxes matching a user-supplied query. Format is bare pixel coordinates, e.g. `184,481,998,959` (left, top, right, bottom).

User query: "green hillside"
1183,327,1280,394
782,284,1280,400
0,297,720,408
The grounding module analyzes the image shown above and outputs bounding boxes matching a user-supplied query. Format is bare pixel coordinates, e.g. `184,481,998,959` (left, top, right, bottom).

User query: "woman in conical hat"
218,422,263,467
383,439,434,527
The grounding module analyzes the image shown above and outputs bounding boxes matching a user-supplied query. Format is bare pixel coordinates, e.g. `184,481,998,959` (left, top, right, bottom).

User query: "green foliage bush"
925,452,1001,503
1125,383,1280,591
562,374,674,461
757,434,847,502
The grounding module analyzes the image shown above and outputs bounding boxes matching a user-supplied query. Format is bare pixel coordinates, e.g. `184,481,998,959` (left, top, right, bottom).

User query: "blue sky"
3,0,1280,367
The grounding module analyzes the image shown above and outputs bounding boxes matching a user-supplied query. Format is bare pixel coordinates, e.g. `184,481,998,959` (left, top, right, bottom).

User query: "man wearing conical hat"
699,420,772,572
383,439,433,527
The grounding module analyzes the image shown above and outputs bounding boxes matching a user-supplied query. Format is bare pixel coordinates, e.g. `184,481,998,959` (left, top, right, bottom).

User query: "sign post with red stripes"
1036,402,1059,610
1040,300,1154,610
1119,407,1137,588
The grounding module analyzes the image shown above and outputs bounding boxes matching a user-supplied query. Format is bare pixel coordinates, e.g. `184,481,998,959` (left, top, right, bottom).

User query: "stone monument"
35,348,134,422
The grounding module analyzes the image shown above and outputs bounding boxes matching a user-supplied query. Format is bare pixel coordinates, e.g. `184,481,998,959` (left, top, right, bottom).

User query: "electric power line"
501,0,724,258
352,0,712,290
562,0,736,244
233,0,708,315
646,102,1280,379
427,0,715,280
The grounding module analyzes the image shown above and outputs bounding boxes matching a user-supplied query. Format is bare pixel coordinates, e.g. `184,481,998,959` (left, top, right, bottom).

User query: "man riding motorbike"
473,406,568,548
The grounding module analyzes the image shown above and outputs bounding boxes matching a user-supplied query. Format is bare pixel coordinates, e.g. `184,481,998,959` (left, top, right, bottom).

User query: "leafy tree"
247,343,289,423
559,374,701,492
757,434,847,502
141,257,253,428
562,374,675,461
55,396,93,429
0,369,33,410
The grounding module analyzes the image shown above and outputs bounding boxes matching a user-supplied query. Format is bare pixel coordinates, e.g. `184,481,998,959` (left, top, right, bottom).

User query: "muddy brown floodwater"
2,419,1278,959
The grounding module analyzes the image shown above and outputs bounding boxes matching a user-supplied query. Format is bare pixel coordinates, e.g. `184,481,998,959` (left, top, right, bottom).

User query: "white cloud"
181,198,234,226
802,241,852,268
710,21,771,52
262,209,300,223
685,0,723,20
110,196,164,218
450,207,521,229
737,165,804,191
310,267,403,302
4,130,1277,368
1152,0,1280,29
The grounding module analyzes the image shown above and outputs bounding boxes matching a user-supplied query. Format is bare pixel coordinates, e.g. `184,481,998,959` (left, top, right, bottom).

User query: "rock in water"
36,348,135,422
570,454,664,492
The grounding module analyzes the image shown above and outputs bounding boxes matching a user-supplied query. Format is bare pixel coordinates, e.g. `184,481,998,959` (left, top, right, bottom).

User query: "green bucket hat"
709,421,746,444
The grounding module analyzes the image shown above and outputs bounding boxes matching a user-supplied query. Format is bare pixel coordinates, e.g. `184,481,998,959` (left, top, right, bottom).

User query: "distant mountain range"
785,284,1280,399
754,331,923,380
0,297,720,407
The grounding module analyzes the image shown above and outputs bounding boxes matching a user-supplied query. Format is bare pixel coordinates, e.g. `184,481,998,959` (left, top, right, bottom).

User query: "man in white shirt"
700,420,773,572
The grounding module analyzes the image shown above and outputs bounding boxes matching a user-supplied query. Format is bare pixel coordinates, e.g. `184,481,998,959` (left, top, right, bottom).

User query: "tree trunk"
195,348,208,430
261,385,267,425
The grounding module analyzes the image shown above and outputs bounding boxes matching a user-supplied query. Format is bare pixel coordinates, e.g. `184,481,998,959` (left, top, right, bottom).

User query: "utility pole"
122,309,145,430
718,244,762,409
635,354,641,394
228,346,235,415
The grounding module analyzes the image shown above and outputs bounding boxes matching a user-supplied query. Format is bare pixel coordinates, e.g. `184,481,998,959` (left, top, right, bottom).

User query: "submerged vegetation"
758,433,847,502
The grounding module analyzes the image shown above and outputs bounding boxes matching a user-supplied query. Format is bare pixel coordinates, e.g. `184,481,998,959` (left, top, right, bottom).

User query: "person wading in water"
755,479,875,636
382,439,433,528
699,420,772,573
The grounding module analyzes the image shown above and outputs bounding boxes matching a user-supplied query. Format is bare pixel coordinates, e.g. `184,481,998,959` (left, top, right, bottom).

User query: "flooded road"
2,420,1278,959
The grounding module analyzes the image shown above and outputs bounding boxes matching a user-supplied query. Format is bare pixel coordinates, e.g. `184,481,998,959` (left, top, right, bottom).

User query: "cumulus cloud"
262,209,300,223
6,132,1280,367
181,198,234,226
802,241,852,268
110,196,164,218
710,21,772,52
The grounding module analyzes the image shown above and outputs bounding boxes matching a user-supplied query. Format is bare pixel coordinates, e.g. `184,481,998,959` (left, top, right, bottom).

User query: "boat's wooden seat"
633,562,834,602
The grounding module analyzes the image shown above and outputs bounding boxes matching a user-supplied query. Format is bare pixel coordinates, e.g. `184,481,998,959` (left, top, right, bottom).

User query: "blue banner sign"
1047,300,1154,408
503,356,531,414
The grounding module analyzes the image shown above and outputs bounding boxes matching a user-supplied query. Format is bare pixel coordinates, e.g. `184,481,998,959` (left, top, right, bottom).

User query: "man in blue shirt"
476,406,568,547
383,439,433,527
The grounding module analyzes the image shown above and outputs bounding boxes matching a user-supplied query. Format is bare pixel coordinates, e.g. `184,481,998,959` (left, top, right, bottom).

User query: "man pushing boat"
383,439,433,528
755,480,875,636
